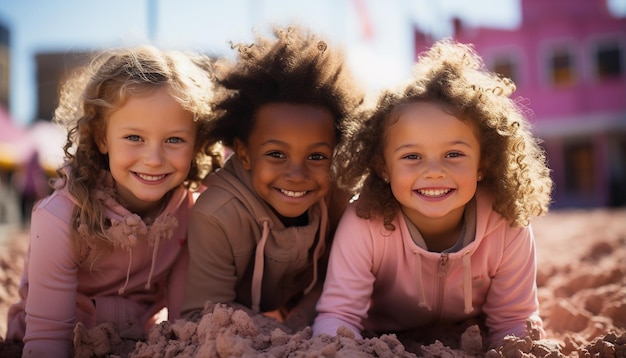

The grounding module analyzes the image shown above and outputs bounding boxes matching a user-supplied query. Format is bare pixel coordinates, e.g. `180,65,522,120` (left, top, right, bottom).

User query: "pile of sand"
1,207,625,357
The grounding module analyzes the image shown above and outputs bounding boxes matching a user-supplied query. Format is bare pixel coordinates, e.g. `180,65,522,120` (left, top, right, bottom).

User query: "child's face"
382,101,482,229
236,103,335,219
97,88,196,216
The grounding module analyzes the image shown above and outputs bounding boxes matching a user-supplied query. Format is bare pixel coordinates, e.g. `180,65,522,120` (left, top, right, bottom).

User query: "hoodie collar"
400,195,478,315
206,155,274,228
403,195,477,253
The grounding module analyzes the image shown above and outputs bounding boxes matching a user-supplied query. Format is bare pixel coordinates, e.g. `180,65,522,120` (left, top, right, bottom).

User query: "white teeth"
137,173,166,182
281,189,307,198
418,189,451,197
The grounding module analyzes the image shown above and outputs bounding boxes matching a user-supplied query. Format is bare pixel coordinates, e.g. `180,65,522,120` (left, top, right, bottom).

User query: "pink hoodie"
313,188,543,347
6,171,193,357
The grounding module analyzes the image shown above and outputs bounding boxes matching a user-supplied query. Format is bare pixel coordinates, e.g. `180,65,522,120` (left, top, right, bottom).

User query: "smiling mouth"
136,172,167,182
417,188,452,197
280,189,308,198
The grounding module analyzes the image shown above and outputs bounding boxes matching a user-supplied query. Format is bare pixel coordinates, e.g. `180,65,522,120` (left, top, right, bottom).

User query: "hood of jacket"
55,167,185,294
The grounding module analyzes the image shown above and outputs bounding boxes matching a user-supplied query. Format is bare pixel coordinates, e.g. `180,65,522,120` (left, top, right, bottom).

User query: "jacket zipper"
434,253,449,320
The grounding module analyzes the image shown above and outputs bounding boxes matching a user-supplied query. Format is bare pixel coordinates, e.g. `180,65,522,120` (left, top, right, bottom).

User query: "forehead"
251,103,335,142
388,101,479,136
106,89,194,130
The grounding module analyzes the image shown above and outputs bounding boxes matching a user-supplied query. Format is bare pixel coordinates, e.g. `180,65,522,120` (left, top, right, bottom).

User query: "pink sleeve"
483,224,543,347
312,206,376,338
22,205,78,357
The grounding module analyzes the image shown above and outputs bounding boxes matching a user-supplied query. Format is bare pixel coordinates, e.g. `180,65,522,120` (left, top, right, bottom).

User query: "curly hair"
54,45,222,257
207,25,363,175
336,39,553,230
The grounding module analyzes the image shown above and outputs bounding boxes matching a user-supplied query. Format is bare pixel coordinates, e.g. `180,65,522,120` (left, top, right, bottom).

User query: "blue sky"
0,0,624,125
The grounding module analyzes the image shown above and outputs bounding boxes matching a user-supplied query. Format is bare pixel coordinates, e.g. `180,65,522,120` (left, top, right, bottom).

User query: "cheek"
460,162,481,178
249,164,275,187
179,158,193,174
173,147,196,164
317,171,331,192
301,163,332,195
389,170,417,198
389,177,412,194
388,165,412,184
107,148,131,165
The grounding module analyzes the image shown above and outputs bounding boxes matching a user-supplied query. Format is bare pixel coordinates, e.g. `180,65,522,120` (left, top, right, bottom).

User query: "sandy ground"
0,207,624,357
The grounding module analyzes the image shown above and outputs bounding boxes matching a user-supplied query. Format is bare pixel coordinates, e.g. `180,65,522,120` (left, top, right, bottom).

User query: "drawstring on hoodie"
144,191,184,291
304,199,328,295
117,233,167,294
250,199,328,313
413,251,431,310
119,250,133,295
462,251,474,314
251,220,270,312
145,236,161,290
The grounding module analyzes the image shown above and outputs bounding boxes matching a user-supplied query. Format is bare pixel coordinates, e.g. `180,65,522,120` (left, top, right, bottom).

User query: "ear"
233,138,251,170
477,169,484,181
373,156,389,183
96,134,108,155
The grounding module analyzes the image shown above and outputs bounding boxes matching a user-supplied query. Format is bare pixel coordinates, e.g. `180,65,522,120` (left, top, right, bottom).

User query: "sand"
1,207,625,357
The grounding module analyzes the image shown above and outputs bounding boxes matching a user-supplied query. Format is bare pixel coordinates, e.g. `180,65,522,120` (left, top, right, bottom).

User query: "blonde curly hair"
54,45,222,257
336,39,553,229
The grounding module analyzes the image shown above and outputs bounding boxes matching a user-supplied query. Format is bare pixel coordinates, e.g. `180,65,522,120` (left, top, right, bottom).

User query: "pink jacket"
313,189,542,347
6,172,192,357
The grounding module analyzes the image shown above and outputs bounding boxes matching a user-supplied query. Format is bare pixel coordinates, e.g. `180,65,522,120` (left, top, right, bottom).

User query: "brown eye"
308,153,328,161
266,151,285,159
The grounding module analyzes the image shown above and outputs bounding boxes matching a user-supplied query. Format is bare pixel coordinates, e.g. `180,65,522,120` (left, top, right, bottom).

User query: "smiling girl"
313,39,553,351
6,45,222,357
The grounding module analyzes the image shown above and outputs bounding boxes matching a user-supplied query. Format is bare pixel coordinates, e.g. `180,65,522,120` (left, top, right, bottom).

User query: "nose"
284,160,307,182
143,143,165,167
424,158,445,179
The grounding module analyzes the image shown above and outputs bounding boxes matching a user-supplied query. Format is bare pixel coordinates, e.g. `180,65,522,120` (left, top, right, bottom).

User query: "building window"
492,55,518,83
595,42,622,80
564,141,595,195
549,47,575,87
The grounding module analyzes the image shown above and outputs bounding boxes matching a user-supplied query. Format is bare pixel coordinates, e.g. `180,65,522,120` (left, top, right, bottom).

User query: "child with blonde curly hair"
6,45,222,357
313,39,553,350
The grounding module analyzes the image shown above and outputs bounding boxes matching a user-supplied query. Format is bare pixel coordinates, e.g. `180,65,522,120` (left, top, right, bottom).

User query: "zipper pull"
438,253,449,277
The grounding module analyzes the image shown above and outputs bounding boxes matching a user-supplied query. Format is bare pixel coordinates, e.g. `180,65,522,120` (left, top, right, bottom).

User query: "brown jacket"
181,155,335,323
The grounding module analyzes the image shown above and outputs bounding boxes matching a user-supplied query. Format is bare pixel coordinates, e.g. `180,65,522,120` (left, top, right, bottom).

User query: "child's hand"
283,308,309,332
283,283,323,332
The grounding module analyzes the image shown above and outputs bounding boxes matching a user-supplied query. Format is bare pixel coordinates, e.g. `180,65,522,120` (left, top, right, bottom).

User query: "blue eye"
402,154,419,160
126,135,141,142
166,137,184,144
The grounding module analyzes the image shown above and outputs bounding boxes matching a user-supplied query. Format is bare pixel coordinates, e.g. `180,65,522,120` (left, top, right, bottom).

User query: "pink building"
415,0,626,208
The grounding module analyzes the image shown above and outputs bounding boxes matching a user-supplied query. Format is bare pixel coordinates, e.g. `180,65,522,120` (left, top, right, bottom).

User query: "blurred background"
0,0,625,232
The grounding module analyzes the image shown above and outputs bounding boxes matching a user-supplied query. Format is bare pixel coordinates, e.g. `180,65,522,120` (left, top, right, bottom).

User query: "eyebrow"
392,140,474,154
115,126,194,135
392,143,416,154
260,139,334,150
